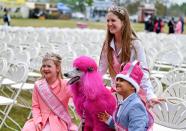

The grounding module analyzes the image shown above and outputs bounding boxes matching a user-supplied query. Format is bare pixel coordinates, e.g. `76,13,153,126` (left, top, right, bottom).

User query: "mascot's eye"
76,68,80,71
87,67,94,72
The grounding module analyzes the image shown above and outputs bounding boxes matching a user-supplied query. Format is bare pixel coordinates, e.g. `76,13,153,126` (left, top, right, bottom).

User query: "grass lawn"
0,18,161,32
0,18,184,33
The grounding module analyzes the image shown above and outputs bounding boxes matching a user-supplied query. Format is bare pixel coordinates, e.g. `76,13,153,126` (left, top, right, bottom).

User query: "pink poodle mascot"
64,56,116,131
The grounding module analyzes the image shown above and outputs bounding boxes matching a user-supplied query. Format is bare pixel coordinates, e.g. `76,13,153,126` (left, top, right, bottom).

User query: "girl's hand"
97,111,110,123
147,98,165,108
36,122,42,131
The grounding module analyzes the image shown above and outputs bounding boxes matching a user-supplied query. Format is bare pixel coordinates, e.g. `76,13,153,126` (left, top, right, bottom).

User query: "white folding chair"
161,81,186,100
161,69,186,88
152,99,186,130
150,76,163,96
0,62,29,130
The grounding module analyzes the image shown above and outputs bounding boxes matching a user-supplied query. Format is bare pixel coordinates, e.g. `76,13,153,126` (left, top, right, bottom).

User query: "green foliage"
181,3,186,15
167,3,186,16
85,0,93,6
57,0,93,12
155,1,167,16
126,1,140,15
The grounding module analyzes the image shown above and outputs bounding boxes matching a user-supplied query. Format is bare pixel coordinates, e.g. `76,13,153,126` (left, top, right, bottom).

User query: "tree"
126,1,140,15
167,4,182,16
58,0,93,12
85,0,93,6
180,3,186,15
155,1,167,16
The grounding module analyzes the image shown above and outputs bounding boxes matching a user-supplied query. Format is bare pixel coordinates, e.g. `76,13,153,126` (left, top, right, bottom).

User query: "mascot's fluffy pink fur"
64,56,116,131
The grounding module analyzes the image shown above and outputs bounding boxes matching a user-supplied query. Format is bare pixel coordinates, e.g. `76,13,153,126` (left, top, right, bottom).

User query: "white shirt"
99,39,156,100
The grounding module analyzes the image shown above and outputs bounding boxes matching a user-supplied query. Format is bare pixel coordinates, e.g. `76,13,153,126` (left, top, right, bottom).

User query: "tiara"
108,6,125,15
43,52,62,62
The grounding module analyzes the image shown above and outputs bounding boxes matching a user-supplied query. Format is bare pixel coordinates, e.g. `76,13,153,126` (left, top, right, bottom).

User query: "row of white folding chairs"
150,70,186,101
0,57,30,130
145,48,185,79
1,27,186,78
0,27,105,46
152,97,186,131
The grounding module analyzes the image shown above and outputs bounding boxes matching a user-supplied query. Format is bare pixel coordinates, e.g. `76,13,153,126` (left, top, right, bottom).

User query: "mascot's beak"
67,76,80,85
64,71,81,85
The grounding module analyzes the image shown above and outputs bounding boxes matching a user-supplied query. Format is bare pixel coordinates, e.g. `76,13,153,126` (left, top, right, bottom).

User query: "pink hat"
116,60,144,92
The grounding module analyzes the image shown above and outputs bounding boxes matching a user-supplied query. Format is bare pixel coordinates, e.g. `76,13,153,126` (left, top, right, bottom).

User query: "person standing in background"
154,18,164,33
175,17,182,34
168,17,175,34
180,16,184,33
3,8,11,26
144,15,151,32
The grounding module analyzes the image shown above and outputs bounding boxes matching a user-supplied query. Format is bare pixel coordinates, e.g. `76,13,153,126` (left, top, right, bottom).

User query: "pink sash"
138,88,154,131
113,110,127,131
36,79,77,131
112,51,121,75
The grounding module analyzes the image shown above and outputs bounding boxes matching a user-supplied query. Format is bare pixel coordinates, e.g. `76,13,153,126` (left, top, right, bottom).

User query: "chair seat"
154,63,173,69
11,83,34,90
0,96,15,105
151,73,165,79
153,123,184,131
1,78,15,85
28,71,41,78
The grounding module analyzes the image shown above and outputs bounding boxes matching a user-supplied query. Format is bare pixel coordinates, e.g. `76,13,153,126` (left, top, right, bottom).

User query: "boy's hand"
97,111,110,122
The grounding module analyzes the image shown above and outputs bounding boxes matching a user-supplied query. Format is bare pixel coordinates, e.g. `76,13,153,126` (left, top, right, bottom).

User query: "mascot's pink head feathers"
70,56,106,100
73,56,98,72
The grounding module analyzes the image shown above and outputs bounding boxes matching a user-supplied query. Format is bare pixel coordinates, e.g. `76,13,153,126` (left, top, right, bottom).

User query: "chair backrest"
12,50,31,65
0,58,8,77
155,49,183,67
151,100,186,129
161,69,186,87
150,76,163,96
0,42,7,53
0,48,14,63
5,62,29,83
162,81,186,100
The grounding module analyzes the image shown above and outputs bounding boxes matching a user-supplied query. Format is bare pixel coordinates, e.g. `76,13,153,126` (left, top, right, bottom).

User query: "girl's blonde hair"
100,6,137,78
40,52,63,79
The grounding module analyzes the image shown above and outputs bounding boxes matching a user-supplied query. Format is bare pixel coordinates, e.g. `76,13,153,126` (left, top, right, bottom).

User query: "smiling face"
41,59,59,82
116,77,135,97
106,12,123,35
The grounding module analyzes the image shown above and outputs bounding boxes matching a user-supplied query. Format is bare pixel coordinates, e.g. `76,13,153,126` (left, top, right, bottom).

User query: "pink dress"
176,21,182,34
22,79,73,131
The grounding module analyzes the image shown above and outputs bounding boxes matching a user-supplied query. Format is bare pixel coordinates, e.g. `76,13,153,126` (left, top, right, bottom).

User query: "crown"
108,6,125,16
43,52,62,62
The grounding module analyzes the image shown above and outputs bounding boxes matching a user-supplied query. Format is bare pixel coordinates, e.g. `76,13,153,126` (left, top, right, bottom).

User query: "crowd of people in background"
144,15,184,34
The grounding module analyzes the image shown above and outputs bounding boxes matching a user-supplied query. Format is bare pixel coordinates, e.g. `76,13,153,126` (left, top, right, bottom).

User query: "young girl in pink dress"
22,53,77,131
